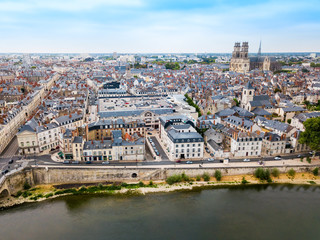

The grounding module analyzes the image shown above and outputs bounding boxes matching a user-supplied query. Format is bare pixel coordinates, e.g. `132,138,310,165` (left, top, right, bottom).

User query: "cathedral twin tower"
230,42,250,73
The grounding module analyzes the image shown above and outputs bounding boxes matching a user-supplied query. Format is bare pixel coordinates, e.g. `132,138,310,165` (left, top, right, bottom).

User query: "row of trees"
184,94,202,117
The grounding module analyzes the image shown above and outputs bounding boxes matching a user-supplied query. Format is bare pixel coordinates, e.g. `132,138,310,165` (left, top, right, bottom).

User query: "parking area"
150,136,169,160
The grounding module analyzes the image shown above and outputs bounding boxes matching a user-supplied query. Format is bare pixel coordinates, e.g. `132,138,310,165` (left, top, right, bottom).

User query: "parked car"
186,161,193,164
85,161,92,164
72,161,80,164
147,132,152,135
243,158,250,162
102,161,110,165
176,160,181,163
297,154,303,158
309,151,315,155
8,159,13,164
274,156,282,160
1,169,9,175
206,149,210,153
63,160,70,164
210,153,214,157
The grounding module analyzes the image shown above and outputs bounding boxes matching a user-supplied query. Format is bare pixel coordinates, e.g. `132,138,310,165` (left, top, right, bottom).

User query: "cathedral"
229,42,281,73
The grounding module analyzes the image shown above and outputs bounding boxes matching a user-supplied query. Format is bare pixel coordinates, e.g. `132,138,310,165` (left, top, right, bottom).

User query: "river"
0,184,320,240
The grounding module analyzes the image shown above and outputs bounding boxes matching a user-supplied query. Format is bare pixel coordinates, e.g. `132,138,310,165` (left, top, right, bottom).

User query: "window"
21,142,24,147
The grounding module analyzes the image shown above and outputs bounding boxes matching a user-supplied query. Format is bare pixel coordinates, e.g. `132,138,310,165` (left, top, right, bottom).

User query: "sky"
0,0,319,53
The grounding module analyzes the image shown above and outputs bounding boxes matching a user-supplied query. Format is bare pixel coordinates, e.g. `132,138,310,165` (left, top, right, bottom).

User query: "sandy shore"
1,172,320,209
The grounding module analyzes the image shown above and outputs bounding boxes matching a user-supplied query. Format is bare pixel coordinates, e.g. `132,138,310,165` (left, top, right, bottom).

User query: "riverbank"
1,171,320,210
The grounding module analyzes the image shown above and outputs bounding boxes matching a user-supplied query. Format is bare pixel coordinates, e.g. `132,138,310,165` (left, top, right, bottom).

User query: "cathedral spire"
257,40,262,59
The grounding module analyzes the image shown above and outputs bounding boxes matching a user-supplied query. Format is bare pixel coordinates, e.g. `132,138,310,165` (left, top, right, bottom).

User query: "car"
1,169,9,175
85,161,92,164
243,158,250,162
8,159,13,164
72,161,80,164
63,160,70,164
297,154,303,158
176,160,181,163
102,161,110,165
274,156,282,160
210,153,214,157
309,151,315,155
186,161,193,164
208,158,214,162
147,132,152,135
206,149,210,153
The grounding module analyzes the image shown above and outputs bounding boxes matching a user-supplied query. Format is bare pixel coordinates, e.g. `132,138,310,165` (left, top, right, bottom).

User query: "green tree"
299,117,320,152
214,170,222,181
312,167,319,176
233,98,240,107
202,172,210,181
271,168,280,178
287,169,296,178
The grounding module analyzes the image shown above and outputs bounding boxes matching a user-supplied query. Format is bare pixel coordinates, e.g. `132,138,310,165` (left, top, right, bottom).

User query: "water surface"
0,184,319,240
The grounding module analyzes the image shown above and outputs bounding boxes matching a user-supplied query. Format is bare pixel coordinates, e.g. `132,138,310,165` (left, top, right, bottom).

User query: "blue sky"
0,0,319,53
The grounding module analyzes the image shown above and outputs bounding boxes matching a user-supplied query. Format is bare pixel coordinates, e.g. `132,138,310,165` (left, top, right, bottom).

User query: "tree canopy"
299,117,320,151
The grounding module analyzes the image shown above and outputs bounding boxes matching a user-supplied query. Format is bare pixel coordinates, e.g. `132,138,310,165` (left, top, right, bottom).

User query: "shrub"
312,167,319,176
149,181,153,186
307,156,311,163
203,173,210,181
121,182,129,187
196,175,201,181
166,175,182,185
138,181,145,187
15,191,22,198
22,191,32,198
271,168,280,178
241,177,249,184
214,170,222,181
254,168,271,182
45,193,53,198
307,157,311,164
23,182,31,190
181,173,190,182
288,169,296,178
300,157,304,162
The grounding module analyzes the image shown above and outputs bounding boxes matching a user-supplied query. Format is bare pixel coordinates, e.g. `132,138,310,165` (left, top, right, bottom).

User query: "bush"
254,168,271,182
138,181,145,187
149,181,153,186
23,182,31,190
312,167,319,176
196,175,201,181
22,191,32,198
307,157,311,164
214,170,222,181
271,168,280,178
166,173,190,185
300,157,304,162
288,169,296,178
181,173,190,182
203,173,210,181
166,175,183,185
45,193,53,198
15,191,22,198
241,177,249,184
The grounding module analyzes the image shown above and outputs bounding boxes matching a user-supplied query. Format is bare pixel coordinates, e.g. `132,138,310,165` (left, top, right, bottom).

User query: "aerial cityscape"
0,1,320,240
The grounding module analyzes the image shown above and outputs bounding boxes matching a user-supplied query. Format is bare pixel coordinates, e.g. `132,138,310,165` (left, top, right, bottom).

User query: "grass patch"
308,181,316,185
166,173,190,185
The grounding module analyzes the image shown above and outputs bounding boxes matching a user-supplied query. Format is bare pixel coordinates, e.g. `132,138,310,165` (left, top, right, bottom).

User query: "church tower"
241,81,255,108
230,42,250,73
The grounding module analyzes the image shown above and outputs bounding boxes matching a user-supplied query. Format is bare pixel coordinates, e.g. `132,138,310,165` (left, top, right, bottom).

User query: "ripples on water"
1,184,320,240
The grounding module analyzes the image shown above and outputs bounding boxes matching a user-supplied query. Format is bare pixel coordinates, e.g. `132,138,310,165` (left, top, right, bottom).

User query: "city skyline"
0,0,320,53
